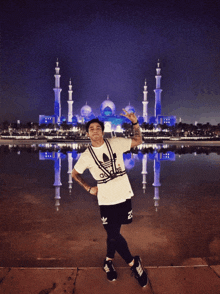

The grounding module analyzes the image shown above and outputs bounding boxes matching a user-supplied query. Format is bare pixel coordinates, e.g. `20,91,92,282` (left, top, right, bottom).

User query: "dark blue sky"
1,0,220,124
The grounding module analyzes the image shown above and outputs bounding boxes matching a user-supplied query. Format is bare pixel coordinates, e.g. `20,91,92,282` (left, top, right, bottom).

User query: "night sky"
1,0,220,124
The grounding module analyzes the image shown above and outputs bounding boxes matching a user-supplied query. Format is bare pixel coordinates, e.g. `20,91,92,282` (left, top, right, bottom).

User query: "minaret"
67,79,74,123
142,79,148,122
53,59,62,124
53,153,62,211
154,60,162,119
67,152,73,193
154,186,160,212
141,153,148,193
152,155,161,212
152,157,161,187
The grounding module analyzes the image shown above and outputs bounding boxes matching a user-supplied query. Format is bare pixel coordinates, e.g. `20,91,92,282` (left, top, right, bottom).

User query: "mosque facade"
39,60,176,129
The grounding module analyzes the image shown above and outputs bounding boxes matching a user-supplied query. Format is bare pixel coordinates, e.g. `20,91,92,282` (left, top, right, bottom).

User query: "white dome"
100,95,116,116
81,103,92,117
125,103,135,114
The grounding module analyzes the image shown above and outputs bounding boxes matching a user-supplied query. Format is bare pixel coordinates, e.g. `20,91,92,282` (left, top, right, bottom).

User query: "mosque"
39,60,176,129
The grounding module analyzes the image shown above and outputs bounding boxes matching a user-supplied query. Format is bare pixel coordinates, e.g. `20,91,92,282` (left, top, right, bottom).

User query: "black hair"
86,118,104,132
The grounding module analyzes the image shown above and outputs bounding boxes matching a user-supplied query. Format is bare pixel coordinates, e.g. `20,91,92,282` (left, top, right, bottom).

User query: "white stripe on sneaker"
136,262,143,277
104,264,110,273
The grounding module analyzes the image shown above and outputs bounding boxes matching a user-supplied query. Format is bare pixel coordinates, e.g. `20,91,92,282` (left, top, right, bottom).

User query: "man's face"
87,122,104,141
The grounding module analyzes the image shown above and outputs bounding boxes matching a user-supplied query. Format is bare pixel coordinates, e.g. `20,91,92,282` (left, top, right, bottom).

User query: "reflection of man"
72,109,148,287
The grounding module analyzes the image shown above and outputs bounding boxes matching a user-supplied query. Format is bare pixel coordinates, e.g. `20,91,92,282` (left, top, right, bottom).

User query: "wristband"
88,187,91,193
132,121,138,126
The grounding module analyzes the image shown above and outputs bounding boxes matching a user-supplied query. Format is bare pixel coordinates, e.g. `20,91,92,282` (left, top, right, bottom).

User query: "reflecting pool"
0,143,220,267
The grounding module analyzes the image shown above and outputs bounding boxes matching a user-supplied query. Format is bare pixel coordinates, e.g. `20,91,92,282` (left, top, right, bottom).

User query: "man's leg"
102,223,118,281
102,222,134,281
104,223,148,287
104,223,133,264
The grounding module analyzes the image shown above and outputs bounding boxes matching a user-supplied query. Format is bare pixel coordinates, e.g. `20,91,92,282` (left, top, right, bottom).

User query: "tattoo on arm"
132,124,142,140
131,124,142,148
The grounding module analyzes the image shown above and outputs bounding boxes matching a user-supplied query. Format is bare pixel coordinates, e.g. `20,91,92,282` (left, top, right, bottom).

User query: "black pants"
103,223,133,264
100,199,133,264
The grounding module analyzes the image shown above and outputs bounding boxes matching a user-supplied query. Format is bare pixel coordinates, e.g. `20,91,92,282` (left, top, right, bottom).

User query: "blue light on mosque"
148,150,175,161
123,153,131,160
72,150,78,159
39,60,176,128
138,151,144,160
125,103,135,114
102,106,113,117
124,158,135,170
54,101,60,120
39,151,66,161
100,97,116,116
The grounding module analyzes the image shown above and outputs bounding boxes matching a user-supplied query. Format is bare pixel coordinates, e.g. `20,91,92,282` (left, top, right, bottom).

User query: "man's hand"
121,108,138,124
90,186,98,196
121,108,142,148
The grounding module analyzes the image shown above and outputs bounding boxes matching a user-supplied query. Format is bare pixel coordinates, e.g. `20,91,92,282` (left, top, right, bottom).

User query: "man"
72,109,148,287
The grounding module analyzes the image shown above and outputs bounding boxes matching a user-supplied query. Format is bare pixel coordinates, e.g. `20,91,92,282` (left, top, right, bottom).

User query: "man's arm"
121,108,142,148
131,122,142,148
72,168,98,195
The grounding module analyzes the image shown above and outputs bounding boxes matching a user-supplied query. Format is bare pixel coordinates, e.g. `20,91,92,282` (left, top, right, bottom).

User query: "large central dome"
100,95,116,116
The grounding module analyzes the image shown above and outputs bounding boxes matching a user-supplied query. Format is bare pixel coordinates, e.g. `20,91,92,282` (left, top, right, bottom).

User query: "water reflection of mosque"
39,150,78,211
39,144,175,211
148,151,175,211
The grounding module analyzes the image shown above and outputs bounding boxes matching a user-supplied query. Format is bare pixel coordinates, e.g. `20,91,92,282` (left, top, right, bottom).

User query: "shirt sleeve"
112,137,132,152
73,152,89,174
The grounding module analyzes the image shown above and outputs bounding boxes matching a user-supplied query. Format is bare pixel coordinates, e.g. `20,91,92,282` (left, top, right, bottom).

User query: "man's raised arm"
131,121,142,148
121,109,142,148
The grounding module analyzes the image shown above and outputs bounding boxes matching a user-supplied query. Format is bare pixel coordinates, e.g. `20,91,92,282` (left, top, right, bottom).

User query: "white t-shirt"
74,137,134,206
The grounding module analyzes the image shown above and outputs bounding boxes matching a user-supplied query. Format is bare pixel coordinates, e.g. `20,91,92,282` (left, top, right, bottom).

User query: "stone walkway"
1,262,220,293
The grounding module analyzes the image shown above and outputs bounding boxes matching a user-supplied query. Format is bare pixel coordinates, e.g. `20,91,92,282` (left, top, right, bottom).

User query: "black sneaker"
103,259,117,281
130,256,148,287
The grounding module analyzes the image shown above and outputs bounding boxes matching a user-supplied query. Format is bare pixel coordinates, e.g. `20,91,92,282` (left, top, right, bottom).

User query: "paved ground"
1,260,220,294
1,141,220,293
